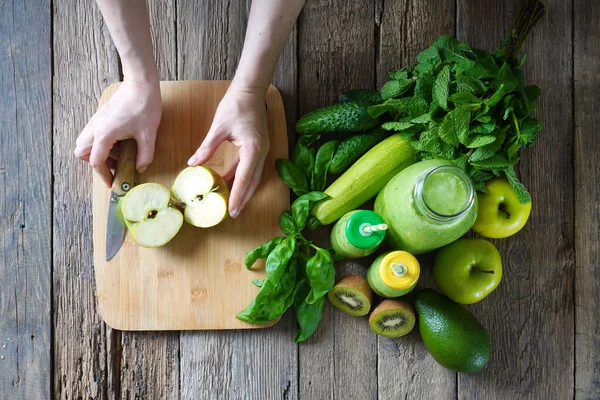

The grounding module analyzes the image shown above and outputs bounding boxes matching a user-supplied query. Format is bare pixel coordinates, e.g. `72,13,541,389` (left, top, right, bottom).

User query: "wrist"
122,60,160,87
228,77,269,101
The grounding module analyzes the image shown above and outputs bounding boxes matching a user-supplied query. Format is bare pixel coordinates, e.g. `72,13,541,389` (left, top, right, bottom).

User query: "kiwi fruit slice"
369,299,416,338
327,275,373,316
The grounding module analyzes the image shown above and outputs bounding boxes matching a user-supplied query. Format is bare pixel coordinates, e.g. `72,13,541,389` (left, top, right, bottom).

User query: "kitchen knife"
106,139,137,261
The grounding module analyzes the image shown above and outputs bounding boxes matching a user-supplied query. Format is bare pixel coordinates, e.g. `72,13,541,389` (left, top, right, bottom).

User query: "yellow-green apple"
433,238,502,304
122,183,184,248
472,177,532,239
171,166,229,228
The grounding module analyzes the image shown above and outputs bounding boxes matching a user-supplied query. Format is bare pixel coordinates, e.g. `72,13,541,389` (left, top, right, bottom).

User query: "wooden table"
1,0,598,398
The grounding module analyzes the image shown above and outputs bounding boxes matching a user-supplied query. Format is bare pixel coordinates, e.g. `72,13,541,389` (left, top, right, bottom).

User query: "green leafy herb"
313,140,340,191
293,280,325,343
275,159,309,196
305,247,335,304
245,237,285,269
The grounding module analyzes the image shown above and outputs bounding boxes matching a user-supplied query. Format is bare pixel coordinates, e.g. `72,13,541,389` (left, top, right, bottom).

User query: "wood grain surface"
93,81,289,331
0,0,597,398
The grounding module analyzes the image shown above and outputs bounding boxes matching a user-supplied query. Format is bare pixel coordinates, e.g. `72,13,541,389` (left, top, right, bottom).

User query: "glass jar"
374,159,477,254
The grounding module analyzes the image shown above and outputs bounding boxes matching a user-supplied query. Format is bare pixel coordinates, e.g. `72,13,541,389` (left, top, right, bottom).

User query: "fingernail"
188,155,198,166
230,209,240,219
138,166,147,173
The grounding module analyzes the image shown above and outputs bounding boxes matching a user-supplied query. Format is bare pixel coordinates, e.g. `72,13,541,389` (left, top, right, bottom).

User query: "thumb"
135,136,156,173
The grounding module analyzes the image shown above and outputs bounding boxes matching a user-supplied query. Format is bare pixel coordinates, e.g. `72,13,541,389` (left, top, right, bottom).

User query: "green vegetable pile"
238,0,544,342
369,34,540,203
237,192,337,342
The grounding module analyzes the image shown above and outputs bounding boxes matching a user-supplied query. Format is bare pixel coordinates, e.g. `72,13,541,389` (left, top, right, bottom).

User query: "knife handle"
112,139,137,196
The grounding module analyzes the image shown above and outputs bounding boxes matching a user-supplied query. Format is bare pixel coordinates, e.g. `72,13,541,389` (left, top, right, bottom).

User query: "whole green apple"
433,238,502,304
472,177,532,239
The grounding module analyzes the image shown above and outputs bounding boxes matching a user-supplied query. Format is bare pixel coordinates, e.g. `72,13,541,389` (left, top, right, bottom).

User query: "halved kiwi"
327,275,373,316
369,299,415,338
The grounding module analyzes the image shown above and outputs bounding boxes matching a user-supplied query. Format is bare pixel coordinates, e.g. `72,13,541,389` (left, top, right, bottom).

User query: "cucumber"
329,128,391,174
312,134,418,225
339,89,383,105
295,102,380,135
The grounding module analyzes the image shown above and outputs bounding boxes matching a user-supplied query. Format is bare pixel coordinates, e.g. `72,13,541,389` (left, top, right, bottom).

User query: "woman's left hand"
187,84,270,219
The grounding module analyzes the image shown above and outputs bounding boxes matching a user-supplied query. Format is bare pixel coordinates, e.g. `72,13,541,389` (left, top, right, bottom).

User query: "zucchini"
329,127,391,174
339,89,383,105
312,134,418,225
295,102,380,135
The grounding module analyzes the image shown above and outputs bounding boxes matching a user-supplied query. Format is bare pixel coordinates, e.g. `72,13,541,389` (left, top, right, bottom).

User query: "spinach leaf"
305,248,336,304
312,140,340,191
245,236,285,269
276,159,309,195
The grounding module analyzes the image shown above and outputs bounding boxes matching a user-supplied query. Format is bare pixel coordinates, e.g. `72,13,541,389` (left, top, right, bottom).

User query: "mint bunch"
372,35,541,203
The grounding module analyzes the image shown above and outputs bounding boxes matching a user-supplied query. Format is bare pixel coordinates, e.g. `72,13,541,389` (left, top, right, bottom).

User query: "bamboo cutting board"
92,81,289,330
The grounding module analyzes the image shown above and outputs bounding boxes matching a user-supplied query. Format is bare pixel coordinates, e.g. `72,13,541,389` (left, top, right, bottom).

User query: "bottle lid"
379,251,420,290
345,210,387,250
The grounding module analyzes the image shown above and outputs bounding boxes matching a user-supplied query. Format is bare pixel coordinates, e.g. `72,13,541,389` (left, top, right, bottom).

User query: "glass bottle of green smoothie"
374,159,477,254
330,210,387,259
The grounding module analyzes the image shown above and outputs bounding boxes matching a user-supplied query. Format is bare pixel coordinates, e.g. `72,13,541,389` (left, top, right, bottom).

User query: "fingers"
188,128,226,166
74,123,95,160
240,155,266,209
228,149,259,218
135,134,155,173
223,153,240,185
89,136,116,188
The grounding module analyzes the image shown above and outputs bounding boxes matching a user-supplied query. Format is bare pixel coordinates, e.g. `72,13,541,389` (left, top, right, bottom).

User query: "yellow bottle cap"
379,251,420,290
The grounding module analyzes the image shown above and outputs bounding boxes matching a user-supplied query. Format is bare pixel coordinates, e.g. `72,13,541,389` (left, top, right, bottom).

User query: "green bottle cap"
345,210,387,250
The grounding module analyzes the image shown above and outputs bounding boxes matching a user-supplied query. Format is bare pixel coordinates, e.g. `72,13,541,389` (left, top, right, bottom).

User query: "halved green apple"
171,166,229,228
122,183,184,247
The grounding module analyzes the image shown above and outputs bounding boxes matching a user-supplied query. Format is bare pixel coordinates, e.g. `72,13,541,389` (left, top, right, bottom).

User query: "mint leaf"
438,113,459,146
389,67,410,80
452,153,469,170
406,96,429,116
382,121,414,131
503,166,531,204
465,134,496,148
415,74,435,103
456,76,486,95
411,113,432,124
471,121,496,134
484,83,507,107
470,126,508,162
525,85,542,103
380,79,414,100
465,55,499,79
470,154,518,169
441,47,475,74
454,108,471,144
519,118,542,147
449,92,480,107
433,65,451,111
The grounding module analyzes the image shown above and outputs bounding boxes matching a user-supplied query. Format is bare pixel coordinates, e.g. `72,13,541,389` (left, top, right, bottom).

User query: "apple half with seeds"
122,183,184,248
171,166,229,228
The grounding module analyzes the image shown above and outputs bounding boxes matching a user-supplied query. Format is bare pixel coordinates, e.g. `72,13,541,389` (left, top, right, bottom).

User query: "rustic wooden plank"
375,1,457,398
296,2,378,399
574,0,600,398
0,0,52,398
112,1,181,399
457,0,575,398
177,2,298,398
52,0,120,397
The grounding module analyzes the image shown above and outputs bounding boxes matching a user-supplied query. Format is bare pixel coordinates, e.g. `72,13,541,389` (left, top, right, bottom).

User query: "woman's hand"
188,84,270,219
74,78,162,187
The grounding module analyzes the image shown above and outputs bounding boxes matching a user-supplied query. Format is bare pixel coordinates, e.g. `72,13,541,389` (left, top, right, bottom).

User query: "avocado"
413,289,491,373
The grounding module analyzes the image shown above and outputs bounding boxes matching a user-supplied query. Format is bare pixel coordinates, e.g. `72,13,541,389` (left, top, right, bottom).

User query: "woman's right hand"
74,78,163,187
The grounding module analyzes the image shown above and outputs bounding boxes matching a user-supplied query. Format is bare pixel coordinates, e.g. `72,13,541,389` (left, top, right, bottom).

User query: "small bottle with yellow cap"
330,210,388,259
367,251,420,298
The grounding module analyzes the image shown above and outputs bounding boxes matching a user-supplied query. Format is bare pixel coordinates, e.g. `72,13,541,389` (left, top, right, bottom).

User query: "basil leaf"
305,248,336,304
307,215,322,230
244,236,285,269
291,134,319,183
312,140,340,192
433,65,451,111
265,237,296,282
293,280,325,343
291,191,330,229
237,256,298,324
252,279,264,288
279,211,298,236
276,159,309,195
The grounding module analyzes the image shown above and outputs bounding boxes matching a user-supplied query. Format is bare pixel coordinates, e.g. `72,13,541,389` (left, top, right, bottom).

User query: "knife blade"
106,139,137,261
